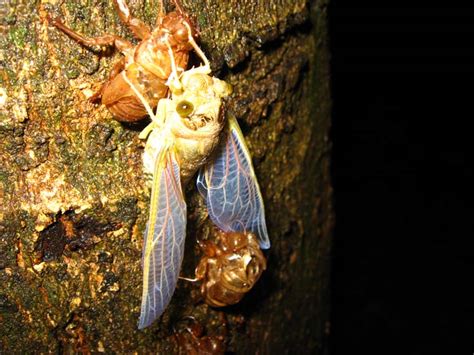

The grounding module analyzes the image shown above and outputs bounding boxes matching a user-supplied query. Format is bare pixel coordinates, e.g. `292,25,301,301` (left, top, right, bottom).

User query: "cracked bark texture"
0,0,332,353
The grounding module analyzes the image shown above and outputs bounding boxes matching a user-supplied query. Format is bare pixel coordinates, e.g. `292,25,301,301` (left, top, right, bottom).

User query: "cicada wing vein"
197,113,270,249
139,145,187,329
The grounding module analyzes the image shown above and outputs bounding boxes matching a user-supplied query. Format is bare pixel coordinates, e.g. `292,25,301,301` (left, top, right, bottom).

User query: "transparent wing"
197,114,270,249
139,146,187,329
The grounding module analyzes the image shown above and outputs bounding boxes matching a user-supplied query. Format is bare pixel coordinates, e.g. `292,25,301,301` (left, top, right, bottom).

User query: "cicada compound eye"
176,100,194,118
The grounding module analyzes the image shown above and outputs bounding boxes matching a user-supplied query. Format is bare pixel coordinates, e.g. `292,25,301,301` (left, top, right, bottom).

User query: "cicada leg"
178,239,214,283
183,22,210,72
178,275,200,282
172,0,186,16
156,0,165,26
113,0,151,39
164,38,183,93
48,15,133,52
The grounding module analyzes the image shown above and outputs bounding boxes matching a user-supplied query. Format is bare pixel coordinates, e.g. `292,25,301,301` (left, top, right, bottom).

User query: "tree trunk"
0,0,332,353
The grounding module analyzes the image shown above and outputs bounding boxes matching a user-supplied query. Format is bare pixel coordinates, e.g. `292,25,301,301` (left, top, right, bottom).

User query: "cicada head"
152,70,231,183
170,72,232,133
168,71,232,160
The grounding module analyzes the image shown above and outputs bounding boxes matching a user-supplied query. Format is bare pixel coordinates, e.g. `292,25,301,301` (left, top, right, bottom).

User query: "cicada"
49,0,198,122
195,230,267,308
125,35,270,329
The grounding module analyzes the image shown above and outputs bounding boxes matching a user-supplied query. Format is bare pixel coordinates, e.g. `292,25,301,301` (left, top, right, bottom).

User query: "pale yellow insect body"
124,24,268,330
139,67,232,185
123,46,233,329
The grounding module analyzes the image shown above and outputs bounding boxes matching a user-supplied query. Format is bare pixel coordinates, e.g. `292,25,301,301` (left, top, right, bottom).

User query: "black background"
329,2,474,354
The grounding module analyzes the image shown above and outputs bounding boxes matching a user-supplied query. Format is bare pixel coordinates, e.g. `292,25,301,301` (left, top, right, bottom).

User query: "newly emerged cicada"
195,230,267,308
125,28,270,329
49,0,198,122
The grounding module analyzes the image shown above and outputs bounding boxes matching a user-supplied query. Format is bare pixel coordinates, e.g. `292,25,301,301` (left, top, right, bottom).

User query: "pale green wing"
138,145,187,329
197,114,270,249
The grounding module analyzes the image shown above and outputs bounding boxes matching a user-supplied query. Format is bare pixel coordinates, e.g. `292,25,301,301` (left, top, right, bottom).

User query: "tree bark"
0,0,332,353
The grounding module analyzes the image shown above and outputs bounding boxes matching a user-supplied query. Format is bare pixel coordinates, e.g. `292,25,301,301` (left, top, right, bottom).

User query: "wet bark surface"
0,0,332,353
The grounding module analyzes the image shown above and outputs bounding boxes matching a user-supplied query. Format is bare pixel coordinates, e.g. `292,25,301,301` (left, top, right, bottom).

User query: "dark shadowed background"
329,2,474,354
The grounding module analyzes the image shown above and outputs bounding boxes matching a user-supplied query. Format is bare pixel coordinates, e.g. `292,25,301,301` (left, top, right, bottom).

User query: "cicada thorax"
101,10,198,122
102,36,191,122
140,82,229,185
48,0,201,123
172,122,224,185
161,71,232,184
196,231,267,308
134,28,191,80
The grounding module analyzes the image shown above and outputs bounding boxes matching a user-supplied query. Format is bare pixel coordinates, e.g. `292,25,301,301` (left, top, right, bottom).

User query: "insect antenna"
183,22,210,69
164,37,184,93
158,0,164,16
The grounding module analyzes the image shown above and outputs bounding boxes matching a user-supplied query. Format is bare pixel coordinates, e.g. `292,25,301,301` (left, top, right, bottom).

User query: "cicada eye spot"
176,100,194,118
